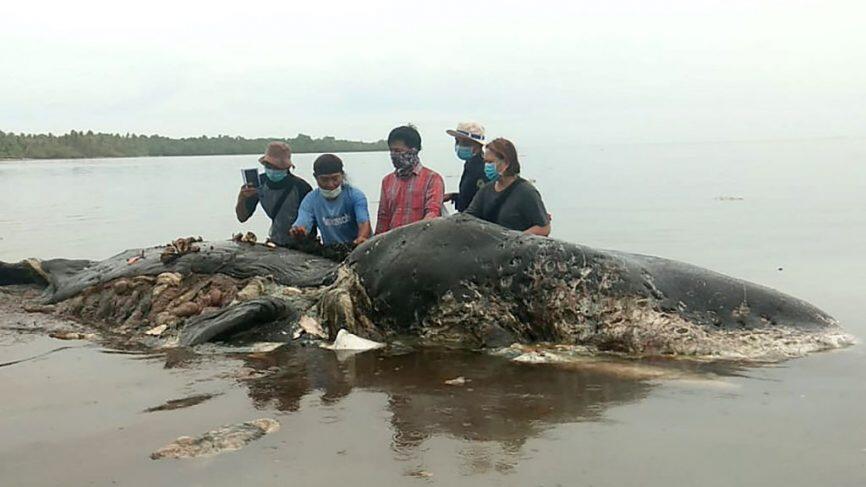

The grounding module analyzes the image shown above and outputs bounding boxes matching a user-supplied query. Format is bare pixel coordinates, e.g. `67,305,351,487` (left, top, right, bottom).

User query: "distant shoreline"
0,148,388,162
0,131,388,160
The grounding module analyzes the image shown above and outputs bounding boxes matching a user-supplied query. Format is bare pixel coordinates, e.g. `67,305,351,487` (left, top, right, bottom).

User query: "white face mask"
321,185,343,200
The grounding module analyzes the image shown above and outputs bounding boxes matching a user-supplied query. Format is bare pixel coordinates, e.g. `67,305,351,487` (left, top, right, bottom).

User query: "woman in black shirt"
465,138,551,236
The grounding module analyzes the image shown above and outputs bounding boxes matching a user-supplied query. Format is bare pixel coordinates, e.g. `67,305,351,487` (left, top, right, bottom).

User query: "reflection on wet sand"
233,346,739,466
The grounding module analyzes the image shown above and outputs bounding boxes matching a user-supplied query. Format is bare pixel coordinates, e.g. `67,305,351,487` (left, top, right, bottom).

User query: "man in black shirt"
443,122,491,212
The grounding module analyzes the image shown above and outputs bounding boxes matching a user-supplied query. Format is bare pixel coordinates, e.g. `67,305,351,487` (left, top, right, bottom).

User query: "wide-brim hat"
258,141,293,170
446,121,486,146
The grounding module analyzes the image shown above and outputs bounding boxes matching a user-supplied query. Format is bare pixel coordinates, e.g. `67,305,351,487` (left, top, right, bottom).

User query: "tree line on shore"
0,130,388,159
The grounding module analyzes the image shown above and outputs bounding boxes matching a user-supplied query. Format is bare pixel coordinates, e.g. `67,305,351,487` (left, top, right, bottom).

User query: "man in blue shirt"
290,154,371,246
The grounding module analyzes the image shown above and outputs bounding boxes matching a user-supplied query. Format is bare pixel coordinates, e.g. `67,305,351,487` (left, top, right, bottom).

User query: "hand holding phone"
238,185,258,200
242,168,260,187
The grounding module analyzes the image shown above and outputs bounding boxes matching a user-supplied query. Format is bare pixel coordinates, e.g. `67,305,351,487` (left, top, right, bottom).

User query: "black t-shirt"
455,154,490,212
465,177,550,232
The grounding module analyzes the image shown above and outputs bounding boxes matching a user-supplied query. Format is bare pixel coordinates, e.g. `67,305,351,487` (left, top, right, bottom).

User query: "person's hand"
443,192,457,203
289,226,307,239
353,235,368,246
238,184,257,200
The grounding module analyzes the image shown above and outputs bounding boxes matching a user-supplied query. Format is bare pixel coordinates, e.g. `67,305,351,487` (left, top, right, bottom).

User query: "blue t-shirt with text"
292,185,370,246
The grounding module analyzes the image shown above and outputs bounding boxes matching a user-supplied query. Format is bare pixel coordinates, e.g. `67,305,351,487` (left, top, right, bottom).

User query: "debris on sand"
406,469,434,479
444,376,468,386
298,315,327,339
511,350,572,364
143,394,218,413
322,329,385,352
49,331,97,341
150,418,280,459
248,342,284,353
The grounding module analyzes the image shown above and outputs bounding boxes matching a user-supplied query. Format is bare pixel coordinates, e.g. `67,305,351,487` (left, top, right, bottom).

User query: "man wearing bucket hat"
235,141,314,246
443,121,491,213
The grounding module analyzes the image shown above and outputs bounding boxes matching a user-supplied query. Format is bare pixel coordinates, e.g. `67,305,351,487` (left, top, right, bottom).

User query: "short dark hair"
485,138,521,176
387,125,422,150
313,153,344,176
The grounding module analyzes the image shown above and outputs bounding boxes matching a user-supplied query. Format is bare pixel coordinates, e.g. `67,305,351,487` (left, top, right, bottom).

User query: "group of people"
235,123,551,249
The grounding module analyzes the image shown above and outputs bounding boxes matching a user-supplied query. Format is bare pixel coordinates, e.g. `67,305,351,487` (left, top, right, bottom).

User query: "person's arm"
524,223,551,236
235,185,259,222
355,221,372,244
521,185,552,237
297,180,319,241
290,192,316,238
464,186,484,218
375,179,391,234
423,173,445,220
352,188,372,244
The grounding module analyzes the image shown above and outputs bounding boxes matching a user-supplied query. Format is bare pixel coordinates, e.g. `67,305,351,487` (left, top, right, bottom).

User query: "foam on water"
497,325,855,365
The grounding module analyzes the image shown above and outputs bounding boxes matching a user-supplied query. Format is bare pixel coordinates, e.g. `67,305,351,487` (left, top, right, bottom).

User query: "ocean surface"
1,137,865,485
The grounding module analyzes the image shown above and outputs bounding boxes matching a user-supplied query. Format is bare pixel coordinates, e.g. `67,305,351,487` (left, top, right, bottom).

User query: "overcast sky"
2,0,864,145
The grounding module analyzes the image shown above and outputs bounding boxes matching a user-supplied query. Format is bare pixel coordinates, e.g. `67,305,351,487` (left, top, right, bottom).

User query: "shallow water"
1,138,866,485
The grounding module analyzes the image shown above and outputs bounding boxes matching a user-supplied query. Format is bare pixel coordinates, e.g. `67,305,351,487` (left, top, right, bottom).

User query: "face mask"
264,167,287,182
484,162,501,181
390,148,420,178
321,185,342,200
455,145,474,161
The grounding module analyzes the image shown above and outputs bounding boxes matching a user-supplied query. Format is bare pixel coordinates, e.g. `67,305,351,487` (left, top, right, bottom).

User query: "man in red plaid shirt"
375,125,445,234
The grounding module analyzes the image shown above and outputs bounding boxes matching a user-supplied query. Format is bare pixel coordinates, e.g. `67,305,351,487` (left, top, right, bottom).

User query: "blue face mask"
265,167,288,182
455,145,474,161
484,162,500,181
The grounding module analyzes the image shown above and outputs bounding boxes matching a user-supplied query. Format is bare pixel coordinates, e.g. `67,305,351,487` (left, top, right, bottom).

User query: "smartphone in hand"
242,168,260,187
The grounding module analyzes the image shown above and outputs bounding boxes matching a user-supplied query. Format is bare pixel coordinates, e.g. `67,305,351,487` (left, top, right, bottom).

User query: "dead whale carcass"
0,216,854,361
318,215,852,361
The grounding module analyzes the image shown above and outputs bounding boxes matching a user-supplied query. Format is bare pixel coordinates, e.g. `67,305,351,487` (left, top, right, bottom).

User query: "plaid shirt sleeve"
375,175,392,235
423,171,445,219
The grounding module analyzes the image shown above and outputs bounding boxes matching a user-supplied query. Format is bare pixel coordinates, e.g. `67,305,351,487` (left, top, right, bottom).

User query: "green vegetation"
0,130,387,160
